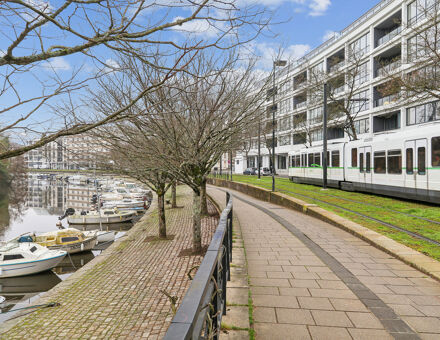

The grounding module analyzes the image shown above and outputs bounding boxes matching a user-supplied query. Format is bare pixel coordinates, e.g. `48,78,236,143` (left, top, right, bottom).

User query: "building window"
309,107,323,124
279,98,292,115
349,33,370,58
374,151,386,173
406,101,440,126
354,118,370,135
408,0,436,26
351,148,357,167
432,137,440,167
387,150,402,174
331,151,340,167
310,129,323,142
279,135,291,146
278,118,291,132
350,90,370,114
278,156,287,169
352,62,370,87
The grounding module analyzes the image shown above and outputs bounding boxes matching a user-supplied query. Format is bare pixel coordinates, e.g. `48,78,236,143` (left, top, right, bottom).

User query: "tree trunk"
171,181,177,208
158,192,166,238
192,190,202,253
200,178,208,216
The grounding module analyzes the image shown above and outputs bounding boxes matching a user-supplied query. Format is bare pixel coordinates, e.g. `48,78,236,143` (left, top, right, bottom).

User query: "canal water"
0,173,135,324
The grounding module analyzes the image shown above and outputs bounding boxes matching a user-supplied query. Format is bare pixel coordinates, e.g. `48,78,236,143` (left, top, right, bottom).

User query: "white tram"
288,124,440,203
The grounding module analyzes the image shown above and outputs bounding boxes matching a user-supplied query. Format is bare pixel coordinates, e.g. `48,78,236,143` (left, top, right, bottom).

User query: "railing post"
222,239,227,316
212,263,219,340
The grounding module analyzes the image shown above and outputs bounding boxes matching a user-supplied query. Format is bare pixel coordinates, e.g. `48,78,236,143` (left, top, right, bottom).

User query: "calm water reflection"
0,173,135,323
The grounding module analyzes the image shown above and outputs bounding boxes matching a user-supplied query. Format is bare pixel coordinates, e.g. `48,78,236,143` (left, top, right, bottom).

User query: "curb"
207,178,440,282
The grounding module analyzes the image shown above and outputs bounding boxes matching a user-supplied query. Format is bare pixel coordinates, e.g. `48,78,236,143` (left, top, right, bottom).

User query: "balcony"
333,85,345,94
295,101,307,110
374,93,400,107
376,59,401,77
294,81,307,91
377,26,401,47
329,61,345,73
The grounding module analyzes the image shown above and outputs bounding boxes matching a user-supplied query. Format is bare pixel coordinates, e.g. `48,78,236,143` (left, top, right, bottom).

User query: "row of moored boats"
0,179,152,278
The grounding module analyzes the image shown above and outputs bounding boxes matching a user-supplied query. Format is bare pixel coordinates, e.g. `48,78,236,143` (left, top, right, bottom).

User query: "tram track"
230,178,440,247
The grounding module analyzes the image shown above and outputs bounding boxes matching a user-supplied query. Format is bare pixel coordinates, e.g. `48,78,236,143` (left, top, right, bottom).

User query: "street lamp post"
258,119,261,179
272,59,287,192
323,83,328,189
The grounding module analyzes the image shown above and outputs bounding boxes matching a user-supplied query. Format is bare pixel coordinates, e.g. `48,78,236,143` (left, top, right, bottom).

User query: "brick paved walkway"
208,186,440,340
0,186,219,340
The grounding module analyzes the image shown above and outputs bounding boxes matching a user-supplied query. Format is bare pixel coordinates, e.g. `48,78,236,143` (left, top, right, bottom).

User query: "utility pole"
323,83,328,190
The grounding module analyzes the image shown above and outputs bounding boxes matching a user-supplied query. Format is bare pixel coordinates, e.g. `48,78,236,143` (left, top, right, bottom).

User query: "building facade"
243,0,440,176
24,134,110,170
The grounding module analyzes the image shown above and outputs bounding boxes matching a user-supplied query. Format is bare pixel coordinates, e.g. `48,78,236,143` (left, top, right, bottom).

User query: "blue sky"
248,0,382,68
0,0,383,138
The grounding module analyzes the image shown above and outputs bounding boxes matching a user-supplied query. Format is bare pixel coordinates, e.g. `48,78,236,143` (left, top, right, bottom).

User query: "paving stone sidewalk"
0,186,219,340
208,186,440,340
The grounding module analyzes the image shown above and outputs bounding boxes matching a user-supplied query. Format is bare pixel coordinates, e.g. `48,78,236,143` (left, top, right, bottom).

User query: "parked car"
243,167,257,175
260,167,271,176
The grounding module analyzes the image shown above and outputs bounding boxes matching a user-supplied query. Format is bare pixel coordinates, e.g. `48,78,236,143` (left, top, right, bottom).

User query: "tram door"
404,139,428,192
359,147,372,185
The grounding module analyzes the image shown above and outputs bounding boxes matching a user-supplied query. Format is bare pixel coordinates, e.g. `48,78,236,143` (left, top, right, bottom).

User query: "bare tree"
0,0,272,160
93,50,267,253
382,0,440,109
97,124,174,239
307,51,371,141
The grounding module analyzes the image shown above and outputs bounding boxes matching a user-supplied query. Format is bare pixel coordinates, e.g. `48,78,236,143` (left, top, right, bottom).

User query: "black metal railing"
164,192,233,340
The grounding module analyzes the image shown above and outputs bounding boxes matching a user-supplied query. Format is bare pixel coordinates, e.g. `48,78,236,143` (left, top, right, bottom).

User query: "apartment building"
24,134,110,170
243,0,440,176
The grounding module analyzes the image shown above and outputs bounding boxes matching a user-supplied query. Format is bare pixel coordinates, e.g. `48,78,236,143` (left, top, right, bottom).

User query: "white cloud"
245,42,311,70
171,17,221,38
103,58,120,73
43,57,70,71
309,0,331,16
322,30,337,42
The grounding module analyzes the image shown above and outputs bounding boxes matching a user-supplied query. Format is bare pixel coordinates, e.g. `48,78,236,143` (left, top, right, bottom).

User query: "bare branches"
0,0,273,161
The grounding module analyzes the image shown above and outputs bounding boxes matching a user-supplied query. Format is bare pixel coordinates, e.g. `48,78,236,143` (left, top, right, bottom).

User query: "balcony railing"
295,101,307,110
374,93,400,107
377,26,402,47
333,85,345,94
293,81,307,91
329,61,345,73
376,59,401,77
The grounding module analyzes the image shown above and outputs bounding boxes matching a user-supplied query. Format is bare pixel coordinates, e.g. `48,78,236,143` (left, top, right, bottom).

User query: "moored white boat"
67,209,136,225
83,230,116,243
0,241,66,278
102,199,146,210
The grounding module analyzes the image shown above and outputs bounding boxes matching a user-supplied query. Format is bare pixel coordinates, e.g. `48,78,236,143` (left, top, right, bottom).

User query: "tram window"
432,137,440,167
406,148,414,174
418,147,426,175
366,152,371,173
302,154,306,167
351,148,357,168
374,151,386,174
332,151,340,167
360,153,364,173
296,155,301,167
314,153,321,167
308,154,314,167
387,150,402,174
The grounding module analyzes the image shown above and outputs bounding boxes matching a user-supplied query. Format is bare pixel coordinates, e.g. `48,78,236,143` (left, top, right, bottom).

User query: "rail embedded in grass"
215,175,440,261
164,192,233,340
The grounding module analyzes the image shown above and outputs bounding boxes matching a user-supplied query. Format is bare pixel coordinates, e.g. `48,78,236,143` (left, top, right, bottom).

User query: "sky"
246,0,382,68
0,0,383,139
